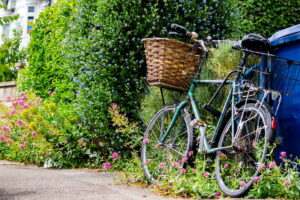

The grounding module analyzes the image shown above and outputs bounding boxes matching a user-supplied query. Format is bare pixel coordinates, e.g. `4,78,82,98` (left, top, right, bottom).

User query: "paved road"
0,160,184,200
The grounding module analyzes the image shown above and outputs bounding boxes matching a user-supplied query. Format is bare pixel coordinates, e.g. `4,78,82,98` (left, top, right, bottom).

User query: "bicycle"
141,24,284,197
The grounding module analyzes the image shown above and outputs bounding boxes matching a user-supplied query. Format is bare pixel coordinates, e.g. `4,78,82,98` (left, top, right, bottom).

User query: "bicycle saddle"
233,33,271,52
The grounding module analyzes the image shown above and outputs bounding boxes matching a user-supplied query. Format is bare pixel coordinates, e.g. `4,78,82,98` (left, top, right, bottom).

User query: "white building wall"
0,0,56,47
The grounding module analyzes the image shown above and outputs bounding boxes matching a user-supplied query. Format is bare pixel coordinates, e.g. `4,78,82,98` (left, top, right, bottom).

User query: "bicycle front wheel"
215,103,273,197
141,105,193,184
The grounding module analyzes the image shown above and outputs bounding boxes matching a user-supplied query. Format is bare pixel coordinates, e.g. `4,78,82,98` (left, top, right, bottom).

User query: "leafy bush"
239,0,300,37
19,0,77,102
0,29,26,81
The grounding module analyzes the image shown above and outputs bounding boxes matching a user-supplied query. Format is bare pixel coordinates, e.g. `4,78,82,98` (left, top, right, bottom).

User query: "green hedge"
239,0,300,37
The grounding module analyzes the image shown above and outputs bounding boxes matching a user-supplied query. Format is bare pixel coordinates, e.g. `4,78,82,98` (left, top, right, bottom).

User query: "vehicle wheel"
215,103,273,197
141,105,193,184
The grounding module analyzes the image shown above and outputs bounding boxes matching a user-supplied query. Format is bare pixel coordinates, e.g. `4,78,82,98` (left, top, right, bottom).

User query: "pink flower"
11,109,17,114
280,151,287,157
180,168,186,174
112,152,119,160
203,172,210,177
31,131,37,136
192,168,197,173
19,144,25,148
158,162,166,168
162,148,168,152
129,145,134,149
0,135,4,140
111,103,118,108
20,95,27,100
6,96,11,101
17,120,24,124
19,92,26,96
12,101,18,107
196,136,201,141
143,138,150,144
2,126,9,132
36,97,42,101
239,181,246,186
23,104,29,109
48,91,52,95
44,152,51,157
219,152,227,158
258,163,266,171
188,151,194,157
18,100,24,106
103,162,112,169
173,162,180,168
269,161,276,169
254,176,260,183
52,92,56,95
215,192,221,197
5,139,12,143
181,156,188,163
283,180,291,185
223,163,229,169
63,140,68,144
143,159,152,165
161,171,166,175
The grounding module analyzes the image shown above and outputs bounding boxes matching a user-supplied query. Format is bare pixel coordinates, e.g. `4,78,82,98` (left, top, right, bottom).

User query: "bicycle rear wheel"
141,105,193,184
215,103,273,197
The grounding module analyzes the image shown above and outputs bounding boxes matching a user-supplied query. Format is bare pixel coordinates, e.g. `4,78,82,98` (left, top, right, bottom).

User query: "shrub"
0,29,26,81
19,0,77,102
239,0,300,37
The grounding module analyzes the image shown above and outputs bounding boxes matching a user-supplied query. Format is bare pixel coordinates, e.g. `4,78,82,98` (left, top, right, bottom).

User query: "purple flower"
239,181,246,186
179,168,186,174
19,144,25,148
103,162,112,169
269,161,276,169
112,152,119,160
203,172,209,177
143,138,150,144
215,192,221,197
17,120,24,124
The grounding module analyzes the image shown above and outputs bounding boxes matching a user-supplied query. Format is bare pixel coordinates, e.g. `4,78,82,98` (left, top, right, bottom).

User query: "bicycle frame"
160,53,251,154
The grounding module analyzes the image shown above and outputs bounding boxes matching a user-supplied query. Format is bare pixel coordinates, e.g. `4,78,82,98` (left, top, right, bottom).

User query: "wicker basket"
142,38,202,91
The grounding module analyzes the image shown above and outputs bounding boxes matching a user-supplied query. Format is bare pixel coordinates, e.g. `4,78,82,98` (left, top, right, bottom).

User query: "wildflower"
283,180,291,185
188,151,194,157
143,159,152,165
143,138,150,144
158,162,166,168
19,92,26,96
203,172,210,177
258,163,266,171
12,101,18,107
17,120,24,125
48,91,52,95
219,152,227,158
269,161,276,169
129,145,134,149
6,96,11,101
215,192,221,197
181,157,188,163
63,140,68,144
162,148,168,152
36,97,42,101
254,176,260,183
239,181,246,186
192,168,197,173
103,162,112,169
196,136,201,141
180,168,186,174
44,152,51,157
173,162,180,168
280,151,287,157
223,163,229,169
5,139,12,143
2,126,9,132
0,135,4,140
52,92,56,95
161,171,166,175
20,95,27,100
19,144,25,148
112,152,119,160
111,103,118,108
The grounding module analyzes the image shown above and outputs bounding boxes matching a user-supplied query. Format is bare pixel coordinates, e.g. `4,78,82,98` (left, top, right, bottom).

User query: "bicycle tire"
215,102,273,197
141,105,193,184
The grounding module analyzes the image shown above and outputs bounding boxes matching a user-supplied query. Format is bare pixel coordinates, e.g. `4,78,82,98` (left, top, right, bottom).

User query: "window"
28,6,35,13
27,16,34,34
2,24,10,38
